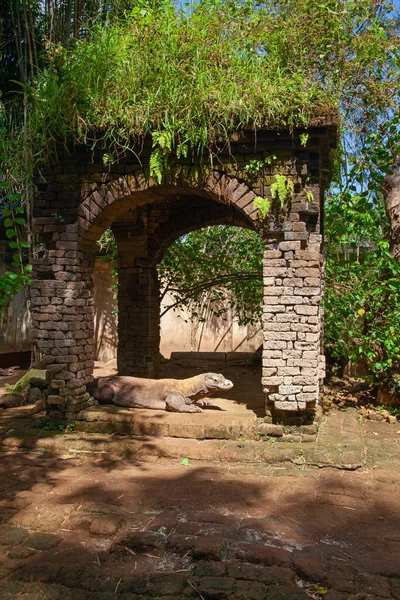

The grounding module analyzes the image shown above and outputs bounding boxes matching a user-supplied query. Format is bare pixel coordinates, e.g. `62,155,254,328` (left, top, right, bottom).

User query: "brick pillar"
117,260,160,377
30,222,96,422
262,232,323,424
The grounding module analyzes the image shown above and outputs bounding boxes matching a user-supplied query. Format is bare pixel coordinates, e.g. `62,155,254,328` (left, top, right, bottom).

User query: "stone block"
303,385,317,392
262,359,286,367
278,385,302,395
294,287,321,296
261,376,284,386
279,241,301,251
264,287,284,296
297,392,317,403
293,376,316,385
293,359,316,368
263,305,286,313
274,400,297,411
282,350,302,359
277,367,301,375
264,331,297,341
280,295,303,304
264,250,282,259
263,350,283,359
263,296,281,304
295,268,320,278
294,306,318,316
263,267,289,277
294,342,316,351
263,322,291,332
263,341,287,350
283,278,303,287
295,250,321,261
47,395,64,405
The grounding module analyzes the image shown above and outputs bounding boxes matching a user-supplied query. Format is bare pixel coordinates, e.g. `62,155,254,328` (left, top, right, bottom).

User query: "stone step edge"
0,432,362,469
75,416,316,443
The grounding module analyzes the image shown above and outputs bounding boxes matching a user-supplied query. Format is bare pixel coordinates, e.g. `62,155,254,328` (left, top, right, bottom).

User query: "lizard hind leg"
165,392,204,413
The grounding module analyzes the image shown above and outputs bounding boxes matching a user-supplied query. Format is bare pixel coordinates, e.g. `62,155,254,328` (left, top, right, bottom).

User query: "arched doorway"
31,125,335,423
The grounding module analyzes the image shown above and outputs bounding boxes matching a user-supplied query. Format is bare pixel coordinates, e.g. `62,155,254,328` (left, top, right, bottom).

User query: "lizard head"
204,373,234,391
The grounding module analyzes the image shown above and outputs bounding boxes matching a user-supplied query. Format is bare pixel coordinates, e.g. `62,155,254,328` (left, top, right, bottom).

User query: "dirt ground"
0,360,400,599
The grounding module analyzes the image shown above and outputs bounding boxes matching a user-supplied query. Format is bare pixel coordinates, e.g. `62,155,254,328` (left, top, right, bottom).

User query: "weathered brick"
295,268,320,278
264,332,297,341
279,241,301,251
279,385,302,395
294,306,319,316
264,250,282,259
263,341,287,350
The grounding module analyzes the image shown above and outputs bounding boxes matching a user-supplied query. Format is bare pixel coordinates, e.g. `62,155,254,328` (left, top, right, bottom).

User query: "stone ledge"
75,406,317,442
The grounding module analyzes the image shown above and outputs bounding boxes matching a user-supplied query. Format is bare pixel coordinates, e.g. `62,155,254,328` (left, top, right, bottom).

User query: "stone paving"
0,406,400,599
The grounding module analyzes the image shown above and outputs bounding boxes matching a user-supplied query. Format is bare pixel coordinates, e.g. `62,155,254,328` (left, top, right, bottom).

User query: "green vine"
244,155,277,178
254,196,272,219
270,175,294,207
300,132,309,147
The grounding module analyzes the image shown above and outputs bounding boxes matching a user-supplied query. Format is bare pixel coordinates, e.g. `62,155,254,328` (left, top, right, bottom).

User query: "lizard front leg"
196,397,212,406
165,392,204,413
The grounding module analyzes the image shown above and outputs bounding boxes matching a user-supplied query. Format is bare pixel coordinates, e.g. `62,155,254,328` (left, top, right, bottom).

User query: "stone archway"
31,124,336,423
112,193,257,378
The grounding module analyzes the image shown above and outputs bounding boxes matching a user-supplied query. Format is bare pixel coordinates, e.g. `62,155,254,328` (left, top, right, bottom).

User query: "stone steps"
75,402,317,442
0,409,364,470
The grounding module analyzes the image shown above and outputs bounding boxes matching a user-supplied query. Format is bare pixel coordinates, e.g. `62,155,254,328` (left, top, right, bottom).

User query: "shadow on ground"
0,421,400,600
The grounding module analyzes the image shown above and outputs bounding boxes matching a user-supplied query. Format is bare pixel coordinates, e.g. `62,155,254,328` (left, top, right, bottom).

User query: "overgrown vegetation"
2,0,399,170
325,193,400,393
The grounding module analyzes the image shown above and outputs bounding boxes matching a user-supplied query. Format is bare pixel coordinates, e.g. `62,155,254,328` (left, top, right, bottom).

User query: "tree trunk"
384,158,400,260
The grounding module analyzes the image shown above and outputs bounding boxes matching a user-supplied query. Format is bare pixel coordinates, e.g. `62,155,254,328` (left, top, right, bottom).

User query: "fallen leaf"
313,585,328,596
180,458,190,466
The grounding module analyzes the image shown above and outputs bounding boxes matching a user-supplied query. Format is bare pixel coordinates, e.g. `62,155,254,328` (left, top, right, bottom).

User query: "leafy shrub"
324,192,400,393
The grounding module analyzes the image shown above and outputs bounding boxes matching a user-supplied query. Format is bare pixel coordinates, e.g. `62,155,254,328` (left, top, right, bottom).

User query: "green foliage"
5,382,18,394
324,192,400,392
254,196,272,219
97,227,118,315
16,0,399,169
35,417,65,431
300,133,309,147
158,225,263,326
35,417,77,432
244,155,277,177
270,175,294,206
0,123,32,318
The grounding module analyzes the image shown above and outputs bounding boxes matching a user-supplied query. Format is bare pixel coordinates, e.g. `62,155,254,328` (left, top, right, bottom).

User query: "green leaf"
180,458,190,466
8,241,18,249
24,264,33,272
2,208,11,217
5,229,17,238
7,193,22,202
20,240,30,248
14,218,26,226
3,218,13,227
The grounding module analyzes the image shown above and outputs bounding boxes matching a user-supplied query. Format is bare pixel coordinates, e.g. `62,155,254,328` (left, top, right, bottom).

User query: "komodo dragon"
89,373,234,413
